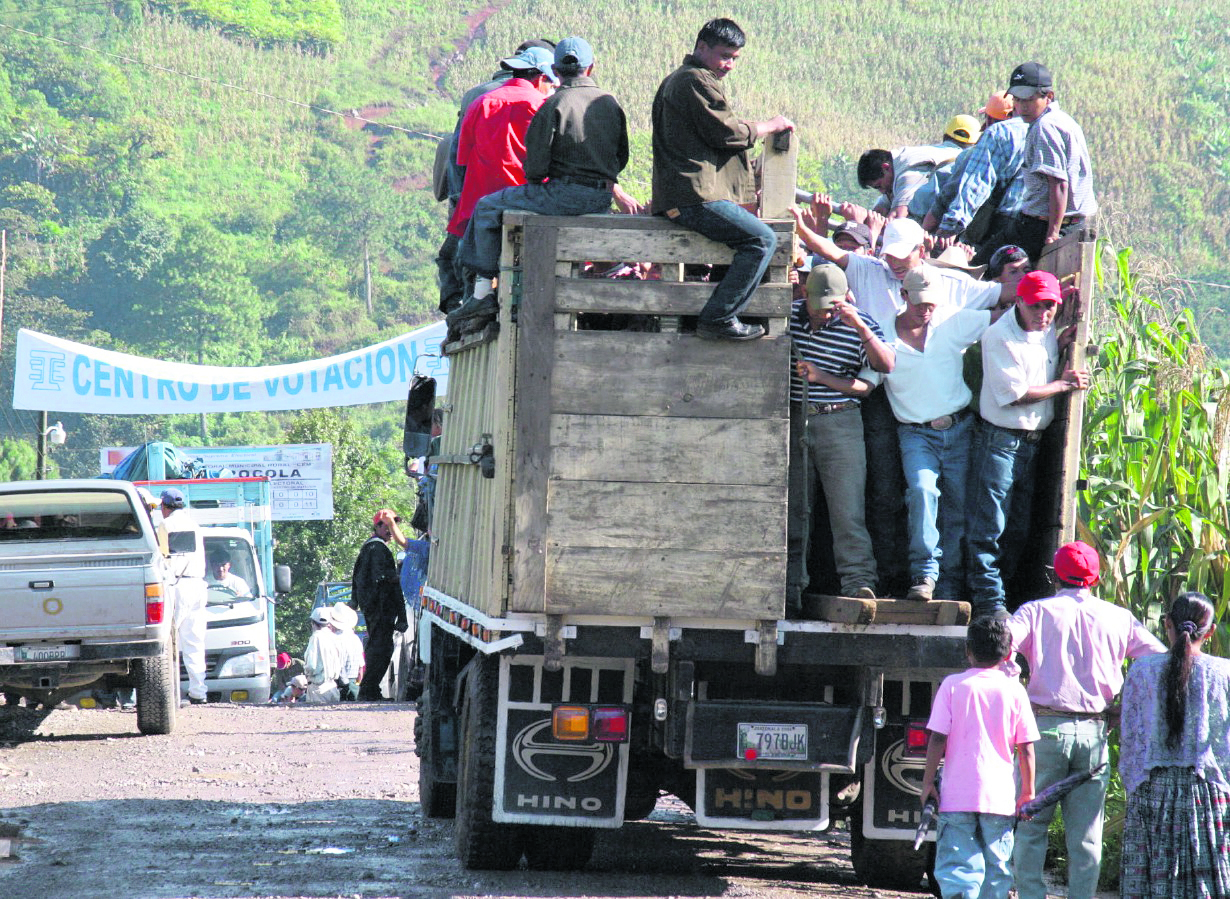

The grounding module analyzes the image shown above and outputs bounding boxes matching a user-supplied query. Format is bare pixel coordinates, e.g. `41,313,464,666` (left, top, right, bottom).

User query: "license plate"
737,723,808,761
15,644,80,663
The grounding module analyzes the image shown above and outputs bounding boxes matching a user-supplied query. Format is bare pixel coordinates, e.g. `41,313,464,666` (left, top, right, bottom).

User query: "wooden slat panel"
545,546,785,618
510,222,561,613
760,131,800,220
550,414,788,487
553,277,791,318
551,331,790,418
546,481,785,553
546,219,795,267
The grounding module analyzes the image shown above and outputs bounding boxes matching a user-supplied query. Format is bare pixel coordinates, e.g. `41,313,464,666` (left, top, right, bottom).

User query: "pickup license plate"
14,644,81,663
737,723,808,761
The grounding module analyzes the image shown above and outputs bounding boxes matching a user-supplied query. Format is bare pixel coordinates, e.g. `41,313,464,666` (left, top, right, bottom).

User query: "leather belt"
808,401,859,415
555,175,613,190
988,421,1044,443
906,409,968,431
1032,704,1105,721
1027,213,1083,227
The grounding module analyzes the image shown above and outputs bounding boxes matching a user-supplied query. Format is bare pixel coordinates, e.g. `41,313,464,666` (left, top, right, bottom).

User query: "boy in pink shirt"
921,615,1039,898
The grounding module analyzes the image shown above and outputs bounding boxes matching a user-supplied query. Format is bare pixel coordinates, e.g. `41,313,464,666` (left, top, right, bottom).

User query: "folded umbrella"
1017,763,1107,820
914,771,941,851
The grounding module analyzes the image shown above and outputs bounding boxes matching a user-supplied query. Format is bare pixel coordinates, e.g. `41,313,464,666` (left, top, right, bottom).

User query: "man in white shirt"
205,549,251,597
859,266,1005,601
965,270,1089,616
303,606,342,703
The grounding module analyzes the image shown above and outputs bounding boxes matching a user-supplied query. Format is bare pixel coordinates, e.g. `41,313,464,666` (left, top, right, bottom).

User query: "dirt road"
0,701,926,899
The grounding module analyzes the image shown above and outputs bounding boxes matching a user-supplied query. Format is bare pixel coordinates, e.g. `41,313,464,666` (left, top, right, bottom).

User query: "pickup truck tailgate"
0,548,154,636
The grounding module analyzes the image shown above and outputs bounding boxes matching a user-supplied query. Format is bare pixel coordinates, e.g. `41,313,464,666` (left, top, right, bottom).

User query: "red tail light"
592,707,630,742
145,583,164,625
905,720,929,756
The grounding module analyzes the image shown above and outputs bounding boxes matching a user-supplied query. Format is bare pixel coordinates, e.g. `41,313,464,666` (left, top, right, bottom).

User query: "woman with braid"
1119,592,1230,898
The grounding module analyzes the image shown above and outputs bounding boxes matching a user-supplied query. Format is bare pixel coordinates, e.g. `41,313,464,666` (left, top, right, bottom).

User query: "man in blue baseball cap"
451,36,637,337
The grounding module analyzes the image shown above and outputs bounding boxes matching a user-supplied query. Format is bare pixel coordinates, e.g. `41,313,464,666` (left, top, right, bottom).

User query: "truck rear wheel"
136,634,178,736
414,685,456,818
523,825,596,871
454,654,524,869
849,812,931,891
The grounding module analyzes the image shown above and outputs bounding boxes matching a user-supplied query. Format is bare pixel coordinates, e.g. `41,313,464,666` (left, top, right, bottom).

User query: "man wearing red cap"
351,509,409,701
1006,541,1163,899
965,270,1089,616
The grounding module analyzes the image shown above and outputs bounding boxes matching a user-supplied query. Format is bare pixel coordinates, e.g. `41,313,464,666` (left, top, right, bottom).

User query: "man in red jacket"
445,47,558,336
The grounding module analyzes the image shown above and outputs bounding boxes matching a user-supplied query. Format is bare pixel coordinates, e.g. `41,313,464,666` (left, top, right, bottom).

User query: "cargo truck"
411,203,1095,884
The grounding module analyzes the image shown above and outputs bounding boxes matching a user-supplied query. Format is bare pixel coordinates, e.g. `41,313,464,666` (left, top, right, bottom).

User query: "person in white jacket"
303,606,342,704
160,489,208,705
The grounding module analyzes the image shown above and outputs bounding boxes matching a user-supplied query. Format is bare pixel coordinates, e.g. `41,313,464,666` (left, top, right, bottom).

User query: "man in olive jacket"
651,18,793,341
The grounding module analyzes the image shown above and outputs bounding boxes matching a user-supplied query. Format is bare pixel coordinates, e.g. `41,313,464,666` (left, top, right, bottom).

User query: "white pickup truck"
0,479,179,734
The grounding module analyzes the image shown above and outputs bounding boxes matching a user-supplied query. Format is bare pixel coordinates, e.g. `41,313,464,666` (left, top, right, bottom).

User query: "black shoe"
188,696,207,705
695,319,766,341
446,293,498,327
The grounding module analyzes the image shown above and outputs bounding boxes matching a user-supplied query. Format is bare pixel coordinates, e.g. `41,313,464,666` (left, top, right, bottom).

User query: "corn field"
1079,241,1230,655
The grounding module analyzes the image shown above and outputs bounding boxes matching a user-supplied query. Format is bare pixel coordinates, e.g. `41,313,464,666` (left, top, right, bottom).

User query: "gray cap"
806,264,848,313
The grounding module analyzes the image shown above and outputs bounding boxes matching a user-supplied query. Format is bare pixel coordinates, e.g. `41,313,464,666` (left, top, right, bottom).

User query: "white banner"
101,444,335,521
13,322,448,413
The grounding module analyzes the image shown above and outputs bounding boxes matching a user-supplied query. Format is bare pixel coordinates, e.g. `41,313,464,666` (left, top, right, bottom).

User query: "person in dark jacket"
352,508,408,701
651,18,793,341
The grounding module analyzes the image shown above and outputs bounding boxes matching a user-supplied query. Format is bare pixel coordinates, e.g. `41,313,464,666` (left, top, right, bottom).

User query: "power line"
0,20,445,142
0,1,147,17
1174,277,1230,292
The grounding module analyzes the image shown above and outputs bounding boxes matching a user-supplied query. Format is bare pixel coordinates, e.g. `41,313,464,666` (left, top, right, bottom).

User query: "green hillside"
0,0,1226,470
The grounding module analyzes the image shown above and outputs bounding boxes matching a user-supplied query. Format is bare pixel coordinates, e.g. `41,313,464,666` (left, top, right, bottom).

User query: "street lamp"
35,413,66,480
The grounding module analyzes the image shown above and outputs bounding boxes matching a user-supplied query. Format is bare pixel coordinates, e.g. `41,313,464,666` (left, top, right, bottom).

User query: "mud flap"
493,655,632,827
861,721,929,839
696,768,829,830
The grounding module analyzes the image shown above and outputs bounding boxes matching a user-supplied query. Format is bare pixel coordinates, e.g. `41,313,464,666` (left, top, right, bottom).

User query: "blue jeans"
898,413,973,599
459,180,613,278
935,811,1016,899
965,419,1039,616
670,200,776,325
1013,717,1109,899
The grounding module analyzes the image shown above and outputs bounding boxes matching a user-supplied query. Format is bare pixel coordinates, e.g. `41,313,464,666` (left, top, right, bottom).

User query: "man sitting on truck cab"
206,549,251,598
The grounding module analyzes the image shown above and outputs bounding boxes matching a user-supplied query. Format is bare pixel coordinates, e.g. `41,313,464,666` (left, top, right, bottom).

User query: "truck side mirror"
274,564,293,595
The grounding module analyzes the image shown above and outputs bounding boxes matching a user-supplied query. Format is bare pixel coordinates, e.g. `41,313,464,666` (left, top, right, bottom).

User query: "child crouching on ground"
920,615,1039,898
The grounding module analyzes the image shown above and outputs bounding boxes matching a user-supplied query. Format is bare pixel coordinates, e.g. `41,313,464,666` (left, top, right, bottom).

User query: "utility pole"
198,345,209,441
0,230,7,354
35,409,47,480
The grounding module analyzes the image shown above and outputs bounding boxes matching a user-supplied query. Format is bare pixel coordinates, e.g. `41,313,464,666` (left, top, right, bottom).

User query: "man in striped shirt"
787,263,894,605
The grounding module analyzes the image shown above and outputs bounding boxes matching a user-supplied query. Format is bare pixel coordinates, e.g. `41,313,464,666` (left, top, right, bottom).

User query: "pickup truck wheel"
414,685,456,818
849,810,931,890
453,654,524,869
523,825,596,871
136,633,178,736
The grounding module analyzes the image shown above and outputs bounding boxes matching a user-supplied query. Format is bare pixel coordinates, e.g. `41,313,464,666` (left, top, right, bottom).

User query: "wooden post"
759,130,799,220
36,410,47,480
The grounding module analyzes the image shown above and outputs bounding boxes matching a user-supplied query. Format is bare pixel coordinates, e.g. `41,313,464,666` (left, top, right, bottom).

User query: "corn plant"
1078,241,1230,655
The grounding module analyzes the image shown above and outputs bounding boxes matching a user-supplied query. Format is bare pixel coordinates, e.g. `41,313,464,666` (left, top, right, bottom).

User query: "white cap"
879,218,926,259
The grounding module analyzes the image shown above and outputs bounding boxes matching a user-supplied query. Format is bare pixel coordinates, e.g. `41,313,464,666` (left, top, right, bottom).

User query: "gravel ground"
0,699,941,899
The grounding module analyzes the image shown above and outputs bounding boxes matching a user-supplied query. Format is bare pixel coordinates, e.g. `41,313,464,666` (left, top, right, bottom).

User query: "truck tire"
849,811,931,891
414,686,456,818
136,635,178,736
523,825,596,871
453,654,524,869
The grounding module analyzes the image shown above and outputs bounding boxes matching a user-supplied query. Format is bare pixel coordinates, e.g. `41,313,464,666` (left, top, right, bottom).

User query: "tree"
272,408,413,653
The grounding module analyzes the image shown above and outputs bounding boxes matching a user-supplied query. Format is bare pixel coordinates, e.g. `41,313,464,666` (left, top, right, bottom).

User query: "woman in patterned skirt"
1119,592,1230,898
